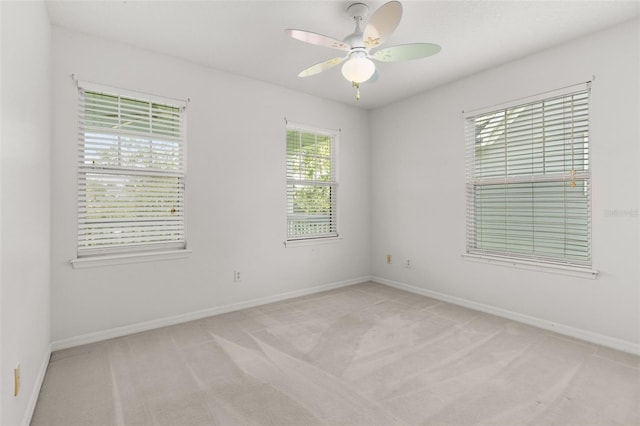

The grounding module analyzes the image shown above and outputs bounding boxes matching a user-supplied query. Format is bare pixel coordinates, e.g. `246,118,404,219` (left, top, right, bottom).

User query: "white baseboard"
373,276,640,356
51,276,371,351
22,344,51,426
51,274,638,356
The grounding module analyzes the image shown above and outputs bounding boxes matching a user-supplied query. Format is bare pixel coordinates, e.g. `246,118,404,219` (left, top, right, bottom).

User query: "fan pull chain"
352,81,360,101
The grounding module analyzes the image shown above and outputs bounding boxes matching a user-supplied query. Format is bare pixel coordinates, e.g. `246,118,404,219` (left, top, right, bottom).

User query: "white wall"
1,1,52,425
50,27,371,343
40,1,640,366
371,19,640,350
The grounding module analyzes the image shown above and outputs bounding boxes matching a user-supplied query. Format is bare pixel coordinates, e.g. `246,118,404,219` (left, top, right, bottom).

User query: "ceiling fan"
285,1,441,100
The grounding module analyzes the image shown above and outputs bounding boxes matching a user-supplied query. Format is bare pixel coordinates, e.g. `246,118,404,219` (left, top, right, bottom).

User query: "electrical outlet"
405,258,412,268
14,363,20,397
386,254,392,264
234,270,241,282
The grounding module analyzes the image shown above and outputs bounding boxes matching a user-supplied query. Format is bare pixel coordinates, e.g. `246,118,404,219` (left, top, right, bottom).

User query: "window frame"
285,122,340,246
463,82,598,278
71,80,190,268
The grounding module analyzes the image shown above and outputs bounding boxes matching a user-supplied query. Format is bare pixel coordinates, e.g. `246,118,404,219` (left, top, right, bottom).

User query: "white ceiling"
46,0,639,109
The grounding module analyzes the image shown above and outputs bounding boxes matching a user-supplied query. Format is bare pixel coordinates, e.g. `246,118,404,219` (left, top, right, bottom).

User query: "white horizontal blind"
286,126,338,240
465,84,591,266
77,84,186,256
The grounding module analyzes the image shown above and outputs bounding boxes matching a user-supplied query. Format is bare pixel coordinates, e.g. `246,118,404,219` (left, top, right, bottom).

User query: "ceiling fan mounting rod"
344,19,365,50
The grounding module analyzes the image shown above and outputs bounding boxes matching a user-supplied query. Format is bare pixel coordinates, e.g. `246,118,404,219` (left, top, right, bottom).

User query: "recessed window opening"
464,83,591,267
286,124,338,241
76,82,187,258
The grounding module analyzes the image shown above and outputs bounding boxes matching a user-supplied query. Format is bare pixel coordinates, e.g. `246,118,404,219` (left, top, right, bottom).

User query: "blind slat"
286,127,338,239
77,86,187,256
465,86,591,266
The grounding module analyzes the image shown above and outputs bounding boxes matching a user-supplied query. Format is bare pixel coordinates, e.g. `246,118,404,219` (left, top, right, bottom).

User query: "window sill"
70,249,192,269
462,253,599,279
284,236,342,248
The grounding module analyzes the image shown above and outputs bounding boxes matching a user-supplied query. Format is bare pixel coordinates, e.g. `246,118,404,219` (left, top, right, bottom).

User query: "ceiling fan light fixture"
341,55,375,83
286,1,441,100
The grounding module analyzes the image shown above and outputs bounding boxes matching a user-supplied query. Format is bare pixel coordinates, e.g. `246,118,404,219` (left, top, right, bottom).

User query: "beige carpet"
32,282,640,425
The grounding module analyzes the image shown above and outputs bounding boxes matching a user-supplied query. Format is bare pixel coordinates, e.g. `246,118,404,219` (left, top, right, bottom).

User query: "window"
76,81,187,259
286,124,338,241
464,83,591,267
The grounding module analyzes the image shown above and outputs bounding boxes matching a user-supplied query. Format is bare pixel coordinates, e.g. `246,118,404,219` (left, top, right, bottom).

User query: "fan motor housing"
344,33,365,49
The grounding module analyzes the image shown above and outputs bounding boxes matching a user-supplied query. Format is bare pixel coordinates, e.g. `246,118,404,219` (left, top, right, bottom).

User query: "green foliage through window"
78,86,186,256
286,128,337,239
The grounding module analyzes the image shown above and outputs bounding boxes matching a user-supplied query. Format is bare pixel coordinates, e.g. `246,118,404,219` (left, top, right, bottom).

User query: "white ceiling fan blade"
363,1,403,49
298,57,345,78
285,29,349,51
372,43,441,62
